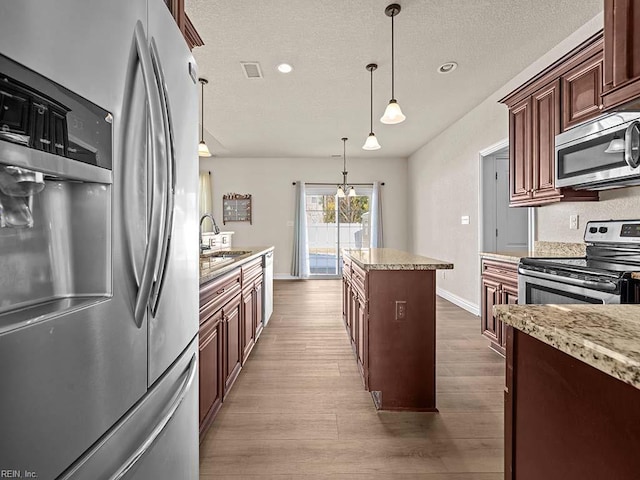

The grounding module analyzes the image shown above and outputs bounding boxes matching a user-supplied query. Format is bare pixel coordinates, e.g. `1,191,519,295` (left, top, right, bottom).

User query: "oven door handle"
518,267,619,292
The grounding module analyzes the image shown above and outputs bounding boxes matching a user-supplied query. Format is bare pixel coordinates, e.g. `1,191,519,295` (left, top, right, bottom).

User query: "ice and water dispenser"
0,53,112,322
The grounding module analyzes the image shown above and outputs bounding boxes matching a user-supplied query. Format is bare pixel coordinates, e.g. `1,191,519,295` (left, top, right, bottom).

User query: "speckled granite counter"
343,248,453,271
480,241,587,264
199,246,274,285
494,303,640,389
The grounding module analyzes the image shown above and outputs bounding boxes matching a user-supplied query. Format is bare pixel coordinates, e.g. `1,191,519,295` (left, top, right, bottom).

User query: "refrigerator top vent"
240,62,263,79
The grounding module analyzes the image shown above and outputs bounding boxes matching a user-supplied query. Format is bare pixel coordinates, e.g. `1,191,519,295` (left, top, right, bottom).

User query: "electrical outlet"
461,215,470,225
569,214,579,230
395,301,407,320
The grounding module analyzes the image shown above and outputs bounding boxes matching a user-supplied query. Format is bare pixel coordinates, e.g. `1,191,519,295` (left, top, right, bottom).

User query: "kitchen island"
495,303,640,480
342,248,453,411
198,246,274,440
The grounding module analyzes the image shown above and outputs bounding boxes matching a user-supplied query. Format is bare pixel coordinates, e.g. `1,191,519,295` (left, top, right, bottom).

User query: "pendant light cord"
370,67,374,133
200,80,205,142
391,13,395,100
343,138,348,189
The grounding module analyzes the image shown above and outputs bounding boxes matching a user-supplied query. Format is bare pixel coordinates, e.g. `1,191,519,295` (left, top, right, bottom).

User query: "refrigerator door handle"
133,21,167,328
107,353,197,480
148,38,176,316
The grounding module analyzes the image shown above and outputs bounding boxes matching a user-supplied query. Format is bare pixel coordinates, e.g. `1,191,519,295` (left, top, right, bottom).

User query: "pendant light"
337,137,356,197
380,3,406,125
363,63,381,150
198,78,212,157
605,133,625,153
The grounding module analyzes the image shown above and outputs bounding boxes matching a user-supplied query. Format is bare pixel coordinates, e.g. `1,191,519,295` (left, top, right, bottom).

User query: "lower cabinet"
198,309,223,438
481,258,519,356
223,295,242,396
198,255,267,441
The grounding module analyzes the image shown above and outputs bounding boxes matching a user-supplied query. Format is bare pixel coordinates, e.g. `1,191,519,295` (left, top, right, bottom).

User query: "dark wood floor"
200,280,505,479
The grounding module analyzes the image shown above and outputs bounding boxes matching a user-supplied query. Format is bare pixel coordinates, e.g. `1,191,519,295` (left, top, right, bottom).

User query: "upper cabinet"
500,36,602,207
602,0,640,109
164,0,204,50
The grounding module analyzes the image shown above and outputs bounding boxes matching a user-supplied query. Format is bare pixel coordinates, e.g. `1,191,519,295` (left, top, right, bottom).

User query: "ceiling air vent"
241,62,263,79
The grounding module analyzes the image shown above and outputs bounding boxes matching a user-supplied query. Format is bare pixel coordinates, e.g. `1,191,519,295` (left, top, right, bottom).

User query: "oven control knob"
589,227,598,234
599,227,608,234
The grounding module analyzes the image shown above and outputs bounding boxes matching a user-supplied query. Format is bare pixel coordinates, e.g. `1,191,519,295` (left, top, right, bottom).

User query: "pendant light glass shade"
363,132,381,150
348,186,356,197
337,186,346,198
605,135,624,153
198,78,212,157
381,4,406,125
198,141,211,157
380,99,406,125
363,63,382,150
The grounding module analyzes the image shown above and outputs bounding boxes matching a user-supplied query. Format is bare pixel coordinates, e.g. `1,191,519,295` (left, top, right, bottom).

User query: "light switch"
461,215,470,225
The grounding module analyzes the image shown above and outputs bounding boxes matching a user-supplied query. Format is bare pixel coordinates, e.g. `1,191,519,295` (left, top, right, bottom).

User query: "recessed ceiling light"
437,62,458,74
277,63,293,73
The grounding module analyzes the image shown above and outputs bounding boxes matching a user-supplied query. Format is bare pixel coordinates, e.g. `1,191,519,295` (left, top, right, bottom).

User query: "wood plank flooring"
200,280,505,479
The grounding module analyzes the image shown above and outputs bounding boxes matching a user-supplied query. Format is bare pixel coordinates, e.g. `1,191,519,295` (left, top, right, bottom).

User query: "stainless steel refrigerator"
0,1,199,478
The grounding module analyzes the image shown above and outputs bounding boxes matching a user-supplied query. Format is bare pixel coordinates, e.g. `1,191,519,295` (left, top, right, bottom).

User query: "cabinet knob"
599,104,604,110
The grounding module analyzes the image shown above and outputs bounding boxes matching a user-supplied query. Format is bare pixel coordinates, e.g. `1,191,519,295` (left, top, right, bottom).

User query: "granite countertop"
495,304,640,390
343,248,453,271
199,246,274,285
480,241,587,263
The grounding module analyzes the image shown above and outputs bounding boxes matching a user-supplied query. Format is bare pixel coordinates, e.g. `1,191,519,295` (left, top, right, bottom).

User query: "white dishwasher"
262,250,274,325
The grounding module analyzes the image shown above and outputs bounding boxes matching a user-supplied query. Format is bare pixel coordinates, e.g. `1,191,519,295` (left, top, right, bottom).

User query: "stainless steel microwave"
555,112,640,190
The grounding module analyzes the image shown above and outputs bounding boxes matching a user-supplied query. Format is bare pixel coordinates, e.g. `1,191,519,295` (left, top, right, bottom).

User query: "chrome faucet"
199,213,221,252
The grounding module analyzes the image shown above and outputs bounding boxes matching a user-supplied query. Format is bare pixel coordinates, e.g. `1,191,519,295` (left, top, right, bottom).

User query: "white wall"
407,14,605,311
199,156,408,276
537,186,640,242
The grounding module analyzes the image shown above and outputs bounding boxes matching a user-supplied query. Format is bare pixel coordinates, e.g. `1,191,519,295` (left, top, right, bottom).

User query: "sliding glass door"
304,187,371,277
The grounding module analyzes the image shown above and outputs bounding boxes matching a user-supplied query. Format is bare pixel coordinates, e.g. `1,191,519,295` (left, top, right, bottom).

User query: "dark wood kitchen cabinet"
561,54,604,129
163,0,204,50
223,294,242,396
198,309,223,438
342,251,442,411
240,258,264,364
501,36,601,207
602,0,640,109
480,258,519,356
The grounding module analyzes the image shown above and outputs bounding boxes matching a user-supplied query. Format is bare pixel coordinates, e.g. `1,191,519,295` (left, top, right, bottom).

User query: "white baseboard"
274,274,300,280
436,287,480,317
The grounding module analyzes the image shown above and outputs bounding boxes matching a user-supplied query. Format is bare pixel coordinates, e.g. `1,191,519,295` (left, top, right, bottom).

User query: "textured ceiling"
186,0,603,159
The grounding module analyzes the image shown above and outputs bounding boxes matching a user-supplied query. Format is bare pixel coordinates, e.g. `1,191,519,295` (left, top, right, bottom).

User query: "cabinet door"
481,277,500,343
509,97,532,205
223,296,242,396
603,0,640,109
356,295,367,375
532,80,561,200
241,287,255,364
350,290,358,347
255,279,263,340
500,283,519,350
562,56,603,130
199,311,223,428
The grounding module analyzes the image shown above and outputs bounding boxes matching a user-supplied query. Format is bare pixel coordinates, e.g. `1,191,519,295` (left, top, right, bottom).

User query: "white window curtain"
370,181,383,248
199,171,213,231
291,181,310,278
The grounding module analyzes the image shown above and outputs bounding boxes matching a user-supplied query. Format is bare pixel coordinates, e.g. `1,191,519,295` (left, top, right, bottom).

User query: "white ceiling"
186,0,603,159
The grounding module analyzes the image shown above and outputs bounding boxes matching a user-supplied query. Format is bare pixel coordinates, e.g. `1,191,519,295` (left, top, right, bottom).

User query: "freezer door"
0,2,150,479
58,338,199,480
146,0,200,386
